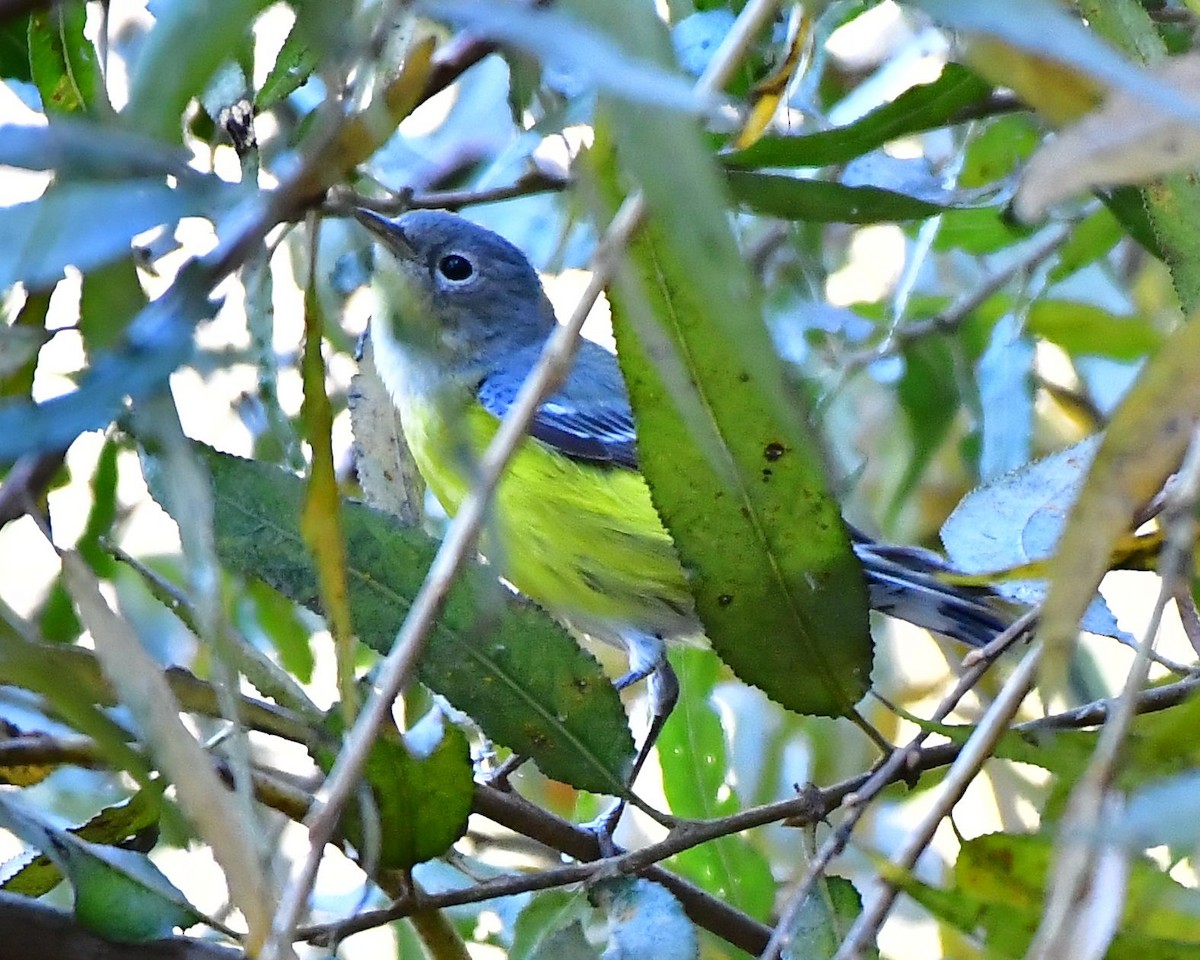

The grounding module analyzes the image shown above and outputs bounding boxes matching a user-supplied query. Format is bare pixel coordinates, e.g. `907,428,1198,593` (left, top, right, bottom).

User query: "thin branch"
832,643,1043,960
329,169,571,216
0,732,107,769
1028,424,1200,960
760,609,1036,960
9,657,1200,959
842,225,1072,373
0,449,66,530
298,661,1200,955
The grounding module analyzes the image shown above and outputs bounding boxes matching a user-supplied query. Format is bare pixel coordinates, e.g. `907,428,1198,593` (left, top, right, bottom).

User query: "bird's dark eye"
437,254,474,282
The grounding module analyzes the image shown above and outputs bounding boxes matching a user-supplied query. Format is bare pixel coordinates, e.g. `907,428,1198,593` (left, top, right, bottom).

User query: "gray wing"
476,339,640,469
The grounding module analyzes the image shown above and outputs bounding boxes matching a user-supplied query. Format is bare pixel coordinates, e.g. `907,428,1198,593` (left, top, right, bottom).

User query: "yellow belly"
399,391,697,645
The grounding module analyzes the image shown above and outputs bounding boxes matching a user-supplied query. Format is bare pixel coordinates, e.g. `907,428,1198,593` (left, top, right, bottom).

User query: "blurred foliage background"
3,1,1200,959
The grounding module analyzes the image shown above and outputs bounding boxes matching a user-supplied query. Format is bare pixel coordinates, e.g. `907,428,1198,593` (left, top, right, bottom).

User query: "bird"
354,208,1009,823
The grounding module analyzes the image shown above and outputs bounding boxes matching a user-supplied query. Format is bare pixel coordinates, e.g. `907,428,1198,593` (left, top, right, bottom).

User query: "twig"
842,225,1072,373
262,0,786,953
329,169,570,216
832,642,1042,959
8,655,1200,959
1174,583,1200,657
0,450,66,530
1028,424,1200,960
760,609,1036,960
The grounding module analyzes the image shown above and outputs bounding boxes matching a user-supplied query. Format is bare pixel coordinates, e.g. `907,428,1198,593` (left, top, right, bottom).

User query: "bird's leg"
589,633,679,855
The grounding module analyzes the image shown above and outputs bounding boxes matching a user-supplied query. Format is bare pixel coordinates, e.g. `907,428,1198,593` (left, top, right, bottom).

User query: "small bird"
355,209,1008,808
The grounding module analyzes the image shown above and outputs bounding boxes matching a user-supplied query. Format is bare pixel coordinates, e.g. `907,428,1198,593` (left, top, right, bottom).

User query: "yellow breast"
397,390,698,646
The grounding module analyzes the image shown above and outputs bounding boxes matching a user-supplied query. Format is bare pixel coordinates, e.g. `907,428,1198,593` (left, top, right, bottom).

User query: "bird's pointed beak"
354,208,416,259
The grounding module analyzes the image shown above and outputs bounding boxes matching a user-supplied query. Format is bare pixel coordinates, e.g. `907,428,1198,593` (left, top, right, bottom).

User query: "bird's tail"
852,536,1012,649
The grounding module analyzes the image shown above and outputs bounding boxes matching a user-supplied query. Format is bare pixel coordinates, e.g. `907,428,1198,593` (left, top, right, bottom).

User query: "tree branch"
0,893,242,960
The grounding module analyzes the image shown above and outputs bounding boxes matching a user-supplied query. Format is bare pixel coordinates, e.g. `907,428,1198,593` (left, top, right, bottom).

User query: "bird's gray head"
356,209,556,372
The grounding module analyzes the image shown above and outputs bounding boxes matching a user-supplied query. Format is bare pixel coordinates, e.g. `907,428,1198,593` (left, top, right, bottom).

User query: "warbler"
355,209,1007,789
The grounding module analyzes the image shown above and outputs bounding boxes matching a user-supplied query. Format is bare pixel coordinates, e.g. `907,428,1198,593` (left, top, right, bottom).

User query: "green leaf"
607,215,871,716
959,114,1040,187
726,171,959,223
242,579,315,684
0,278,215,465
80,256,149,355
420,0,703,114
934,207,1032,255
722,63,992,170
28,2,103,115
125,0,269,143
659,650,774,920
609,226,871,715
511,890,593,960
316,709,472,869
0,121,191,179
1103,186,1166,260
202,447,636,795
0,14,32,81
958,833,1200,949
893,831,1200,959
1048,207,1124,282
782,877,872,960
2,788,161,897
0,178,230,292
0,792,202,943
255,16,319,110
1026,300,1164,361
580,0,870,720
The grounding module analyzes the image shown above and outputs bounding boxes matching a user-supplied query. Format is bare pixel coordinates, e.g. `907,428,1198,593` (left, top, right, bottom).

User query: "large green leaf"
722,63,992,170
315,709,472,869
203,448,636,795
579,0,871,719
0,178,228,292
0,121,190,181
727,170,958,223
